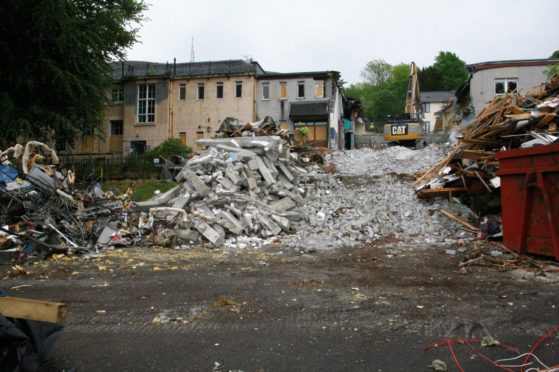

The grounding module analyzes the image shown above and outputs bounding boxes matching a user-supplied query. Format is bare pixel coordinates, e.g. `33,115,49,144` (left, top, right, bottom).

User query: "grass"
103,179,180,202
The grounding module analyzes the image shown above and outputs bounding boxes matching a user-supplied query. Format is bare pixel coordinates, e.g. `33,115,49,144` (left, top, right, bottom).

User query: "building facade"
255,71,343,148
80,60,262,154
419,91,454,132
75,60,348,154
468,59,559,115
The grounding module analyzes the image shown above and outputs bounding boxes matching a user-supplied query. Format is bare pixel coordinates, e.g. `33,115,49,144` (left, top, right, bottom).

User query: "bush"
146,138,192,161
297,126,309,137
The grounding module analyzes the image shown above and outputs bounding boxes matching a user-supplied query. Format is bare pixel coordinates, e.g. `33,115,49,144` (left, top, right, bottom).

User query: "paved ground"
2,241,558,371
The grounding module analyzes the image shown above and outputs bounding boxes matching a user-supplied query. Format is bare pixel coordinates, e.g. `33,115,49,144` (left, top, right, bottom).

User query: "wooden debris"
440,208,479,231
0,296,67,323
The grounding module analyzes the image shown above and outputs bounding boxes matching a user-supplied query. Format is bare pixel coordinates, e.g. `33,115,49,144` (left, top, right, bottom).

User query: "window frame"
137,83,155,123
179,83,186,101
495,78,518,95
197,83,205,100
216,82,224,99
112,88,124,104
261,81,270,101
297,81,305,99
110,120,124,136
235,81,243,98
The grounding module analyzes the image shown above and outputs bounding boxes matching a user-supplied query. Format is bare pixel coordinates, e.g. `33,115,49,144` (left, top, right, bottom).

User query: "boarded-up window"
179,132,187,145
279,120,288,130
109,120,123,153
196,131,204,149
279,82,287,100
315,81,324,98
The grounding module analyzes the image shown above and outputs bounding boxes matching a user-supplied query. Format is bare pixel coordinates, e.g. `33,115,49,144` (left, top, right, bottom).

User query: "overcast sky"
126,0,559,85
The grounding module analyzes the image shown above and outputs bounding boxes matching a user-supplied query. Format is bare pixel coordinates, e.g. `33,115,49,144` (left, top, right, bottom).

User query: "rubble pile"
414,76,559,196
133,136,311,247
282,146,474,252
216,116,288,139
0,141,134,257
333,145,450,177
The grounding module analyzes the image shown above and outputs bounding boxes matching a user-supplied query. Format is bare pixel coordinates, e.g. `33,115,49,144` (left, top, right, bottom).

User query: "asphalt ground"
2,242,558,371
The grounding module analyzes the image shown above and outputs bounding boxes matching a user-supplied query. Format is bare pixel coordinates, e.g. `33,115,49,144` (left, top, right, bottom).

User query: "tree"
0,0,147,147
361,59,393,85
418,65,442,91
432,51,468,91
550,50,559,59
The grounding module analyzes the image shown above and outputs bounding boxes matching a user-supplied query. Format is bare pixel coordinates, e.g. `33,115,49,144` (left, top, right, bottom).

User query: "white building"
420,91,454,132
468,59,559,115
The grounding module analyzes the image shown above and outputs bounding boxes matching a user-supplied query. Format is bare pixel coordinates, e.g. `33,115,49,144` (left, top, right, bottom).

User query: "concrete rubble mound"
132,136,310,247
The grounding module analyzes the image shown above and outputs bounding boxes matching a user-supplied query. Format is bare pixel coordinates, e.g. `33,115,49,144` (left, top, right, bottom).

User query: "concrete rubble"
1,137,474,257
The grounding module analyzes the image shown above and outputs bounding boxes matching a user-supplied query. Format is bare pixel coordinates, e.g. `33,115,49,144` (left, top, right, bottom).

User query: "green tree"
418,65,442,91
0,0,147,147
361,59,393,85
432,51,468,91
550,50,559,59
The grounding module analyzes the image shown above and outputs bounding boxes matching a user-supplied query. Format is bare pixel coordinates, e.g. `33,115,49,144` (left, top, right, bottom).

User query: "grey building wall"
470,65,547,115
256,77,333,130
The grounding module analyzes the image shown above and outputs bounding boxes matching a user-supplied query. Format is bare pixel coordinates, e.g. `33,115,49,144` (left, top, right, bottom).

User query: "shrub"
146,138,192,161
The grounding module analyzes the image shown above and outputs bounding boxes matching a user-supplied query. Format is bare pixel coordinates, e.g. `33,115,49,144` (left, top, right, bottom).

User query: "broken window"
179,84,186,100
112,88,124,103
137,83,155,123
262,82,270,100
235,81,243,98
495,78,518,94
110,120,123,135
315,81,324,98
197,83,205,100
297,81,305,99
216,82,224,99
279,82,287,99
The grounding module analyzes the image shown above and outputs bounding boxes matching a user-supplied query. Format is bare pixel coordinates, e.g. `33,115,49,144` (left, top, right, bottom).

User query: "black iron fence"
58,154,160,181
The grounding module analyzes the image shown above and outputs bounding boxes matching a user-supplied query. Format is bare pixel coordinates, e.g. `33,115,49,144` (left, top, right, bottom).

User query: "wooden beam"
417,187,466,199
0,296,67,323
441,208,479,232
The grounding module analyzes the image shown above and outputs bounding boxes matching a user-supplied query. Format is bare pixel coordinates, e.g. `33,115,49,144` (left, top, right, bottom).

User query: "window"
235,81,243,98
110,120,123,135
197,83,205,100
279,82,287,100
112,88,124,103
495,78,518,94
261,81,270,100
216,82,224,99
179,84,186,101
137,83,155,123
297,81,305,99
422,102,430,113
315,81,324,98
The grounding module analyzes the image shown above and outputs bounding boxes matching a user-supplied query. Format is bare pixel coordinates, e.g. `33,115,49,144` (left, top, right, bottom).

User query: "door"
109,120,124,153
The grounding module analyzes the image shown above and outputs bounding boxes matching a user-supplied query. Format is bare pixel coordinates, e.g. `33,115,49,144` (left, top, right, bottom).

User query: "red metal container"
496,143,559,260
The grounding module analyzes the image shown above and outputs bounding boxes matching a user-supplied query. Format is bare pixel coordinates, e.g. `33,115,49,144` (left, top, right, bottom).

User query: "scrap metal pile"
414,76,559,197
0,141,134,258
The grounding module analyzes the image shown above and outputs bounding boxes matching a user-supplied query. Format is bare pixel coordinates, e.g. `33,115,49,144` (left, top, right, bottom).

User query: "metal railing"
58,154,159,181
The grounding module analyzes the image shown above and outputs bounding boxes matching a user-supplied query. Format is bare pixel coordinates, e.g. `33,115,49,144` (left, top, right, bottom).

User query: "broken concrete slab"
194,220,224,246
181,169,210,197
255,156,275,185
270,197,296,212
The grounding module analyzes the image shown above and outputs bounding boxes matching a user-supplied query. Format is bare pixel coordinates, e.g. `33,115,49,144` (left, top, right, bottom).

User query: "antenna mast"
190,37,195,63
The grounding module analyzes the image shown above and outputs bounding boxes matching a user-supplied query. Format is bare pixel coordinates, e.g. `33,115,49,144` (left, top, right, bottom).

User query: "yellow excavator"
383,62,427,148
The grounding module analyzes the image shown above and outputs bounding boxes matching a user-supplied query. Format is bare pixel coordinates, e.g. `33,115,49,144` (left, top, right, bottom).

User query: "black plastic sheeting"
0,314,63,372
